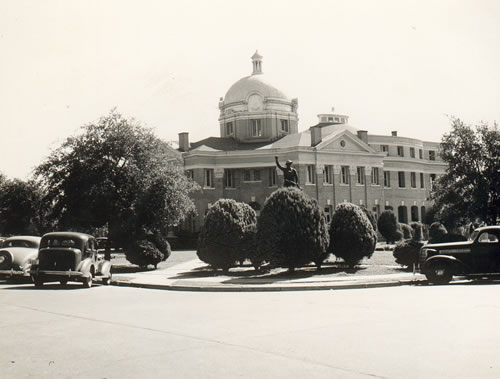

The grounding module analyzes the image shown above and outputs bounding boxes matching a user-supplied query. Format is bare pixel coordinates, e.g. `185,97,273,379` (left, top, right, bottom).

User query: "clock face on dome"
248,94,263,111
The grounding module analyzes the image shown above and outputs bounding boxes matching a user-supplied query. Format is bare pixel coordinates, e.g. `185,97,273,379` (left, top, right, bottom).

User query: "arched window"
398,206,408,224
411,206,419,222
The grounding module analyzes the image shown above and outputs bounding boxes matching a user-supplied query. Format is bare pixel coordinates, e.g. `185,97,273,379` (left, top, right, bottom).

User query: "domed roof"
224,74,290,104
223,51,291,105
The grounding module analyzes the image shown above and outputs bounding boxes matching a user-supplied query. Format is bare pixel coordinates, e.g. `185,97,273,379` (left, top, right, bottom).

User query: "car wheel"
83,275,92,288
33,278,44,288
102,274,112,285
426,262,453,284
60,279,68,286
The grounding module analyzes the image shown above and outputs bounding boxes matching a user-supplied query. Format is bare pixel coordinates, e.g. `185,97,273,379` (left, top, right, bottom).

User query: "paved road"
1,282,500,378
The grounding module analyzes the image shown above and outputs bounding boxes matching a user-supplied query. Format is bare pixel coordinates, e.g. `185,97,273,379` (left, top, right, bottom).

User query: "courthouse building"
178,52,447,232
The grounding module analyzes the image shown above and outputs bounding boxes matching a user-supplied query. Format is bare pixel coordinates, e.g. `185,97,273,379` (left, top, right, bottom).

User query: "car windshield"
42,238,79,249
4,239,38,248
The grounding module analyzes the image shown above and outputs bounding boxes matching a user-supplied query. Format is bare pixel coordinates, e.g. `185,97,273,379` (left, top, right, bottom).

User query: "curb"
110,277,427,292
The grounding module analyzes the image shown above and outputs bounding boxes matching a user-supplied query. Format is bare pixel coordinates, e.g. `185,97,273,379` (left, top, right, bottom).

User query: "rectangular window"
397,146,404,157
430,174,436,190
410,147,415,158
253,169,261,181
226,122,233,136
224,169,234,188
324,207,332,223
281,119,289,133
398,171,406,188
323,165,333,184
306,165,315,184
384,171,391,187
357,167,365,185
251,119,262,137
420,173,424,188
341,166,350,185
244,169,261,182
429,150,436,161
204,169,214,188
371,167,379,185
419,149,423,159
381,145,389,153
268,168,277,187
410,172,416,188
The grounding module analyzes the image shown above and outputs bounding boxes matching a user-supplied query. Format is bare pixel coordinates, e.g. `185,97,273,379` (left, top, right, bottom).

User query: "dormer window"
226,122,233,136
281,119,289,133
251,119,262,137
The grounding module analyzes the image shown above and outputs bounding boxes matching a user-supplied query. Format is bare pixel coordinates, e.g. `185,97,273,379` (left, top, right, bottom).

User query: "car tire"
102,274,112,285
426,262,453,284
83,275,92,288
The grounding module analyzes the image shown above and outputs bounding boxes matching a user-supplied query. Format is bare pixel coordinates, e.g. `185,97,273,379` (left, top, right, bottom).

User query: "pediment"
316,131,376,153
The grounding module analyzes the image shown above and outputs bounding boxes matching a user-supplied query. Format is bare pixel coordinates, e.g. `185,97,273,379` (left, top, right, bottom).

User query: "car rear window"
4,240,36,248
42,238,78,248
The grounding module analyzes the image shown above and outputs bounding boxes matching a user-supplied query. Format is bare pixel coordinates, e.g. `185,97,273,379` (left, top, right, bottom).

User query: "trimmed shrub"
429,222,448,243
378,211,400,243
399,223,413,240
329,202,377,267
125,238,170,268
197,199,257,271
360,206,377,231
410,222,424,242
255,187,329,271
393,239,424,268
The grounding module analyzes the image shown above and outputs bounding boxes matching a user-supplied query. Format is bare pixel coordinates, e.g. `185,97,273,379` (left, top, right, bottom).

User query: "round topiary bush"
393,239,424,268
329,202,377,267
429,222,448,243
125,239,168,268
378,210,400,243
399,223,413,240
197,199,257,271
255,187,329,271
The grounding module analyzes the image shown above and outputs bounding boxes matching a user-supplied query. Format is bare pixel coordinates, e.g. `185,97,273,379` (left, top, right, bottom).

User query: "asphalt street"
1,282,500,378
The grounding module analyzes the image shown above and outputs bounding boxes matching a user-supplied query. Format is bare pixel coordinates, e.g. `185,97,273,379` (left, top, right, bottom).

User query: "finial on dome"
251,50,263,75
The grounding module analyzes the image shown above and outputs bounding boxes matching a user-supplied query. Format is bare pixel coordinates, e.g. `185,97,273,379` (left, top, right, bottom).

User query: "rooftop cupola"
251,50,263,75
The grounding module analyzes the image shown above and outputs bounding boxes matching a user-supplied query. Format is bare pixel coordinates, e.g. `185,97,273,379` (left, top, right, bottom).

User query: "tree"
393,222,424,268
197,199,257,271
329,202,377,267
0,178,44,235
432,118,500,227
377,210,402,243
256,188,329,271
35,110,199,260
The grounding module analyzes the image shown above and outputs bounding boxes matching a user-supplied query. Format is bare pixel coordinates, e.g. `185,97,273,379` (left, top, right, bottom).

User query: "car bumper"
30,269,88,280
0,269,29,278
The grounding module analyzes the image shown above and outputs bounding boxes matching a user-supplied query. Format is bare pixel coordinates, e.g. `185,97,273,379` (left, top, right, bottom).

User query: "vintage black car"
30,232,112,288
420,226,500,284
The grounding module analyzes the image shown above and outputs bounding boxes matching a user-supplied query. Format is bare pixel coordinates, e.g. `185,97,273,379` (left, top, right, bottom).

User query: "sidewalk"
111,257,427,292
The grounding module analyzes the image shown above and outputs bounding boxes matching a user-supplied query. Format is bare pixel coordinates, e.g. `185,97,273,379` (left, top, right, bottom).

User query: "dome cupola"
219,51,299,143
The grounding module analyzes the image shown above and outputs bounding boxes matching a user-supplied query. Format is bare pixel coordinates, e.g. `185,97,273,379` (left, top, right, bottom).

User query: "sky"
1,0,499,180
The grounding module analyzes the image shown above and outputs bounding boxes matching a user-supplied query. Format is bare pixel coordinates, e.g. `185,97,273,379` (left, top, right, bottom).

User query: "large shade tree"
35,110,199,259
0,178,44,235
432,118,500,227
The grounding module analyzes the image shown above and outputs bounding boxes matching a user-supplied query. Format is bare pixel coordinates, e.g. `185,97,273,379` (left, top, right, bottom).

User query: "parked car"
0,236,41,280
420,225,500,284
30,232,112,288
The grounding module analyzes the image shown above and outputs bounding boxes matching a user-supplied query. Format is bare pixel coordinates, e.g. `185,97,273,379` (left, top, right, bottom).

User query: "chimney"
391,131,398,137
310,126,322,146
178,132,189,152
357,130,368,144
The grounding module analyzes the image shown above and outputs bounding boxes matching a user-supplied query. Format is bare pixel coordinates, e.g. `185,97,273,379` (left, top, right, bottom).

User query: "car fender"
423,255,467,273
97,260,112,277
77,258,95,277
